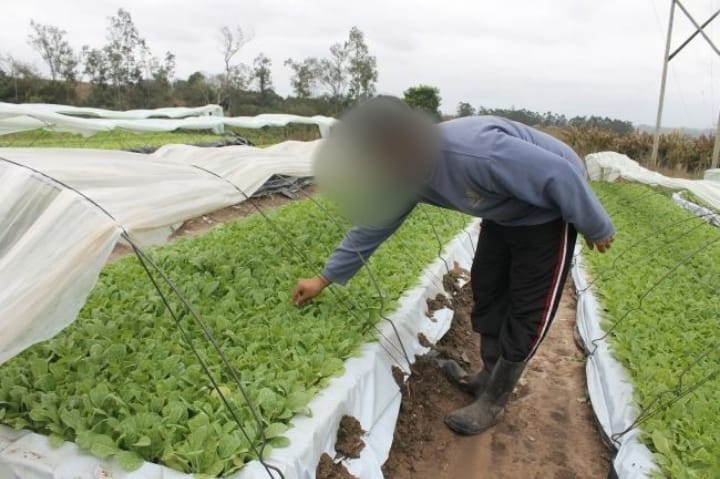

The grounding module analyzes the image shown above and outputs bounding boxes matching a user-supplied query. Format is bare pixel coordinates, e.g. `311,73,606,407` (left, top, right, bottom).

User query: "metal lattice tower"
651,0,720,168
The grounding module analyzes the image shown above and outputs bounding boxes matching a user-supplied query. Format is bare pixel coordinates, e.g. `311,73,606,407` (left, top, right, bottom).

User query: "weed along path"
383,278,610,479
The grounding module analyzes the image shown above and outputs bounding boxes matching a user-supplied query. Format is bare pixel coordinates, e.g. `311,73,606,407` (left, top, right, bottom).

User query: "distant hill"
636,124,714,138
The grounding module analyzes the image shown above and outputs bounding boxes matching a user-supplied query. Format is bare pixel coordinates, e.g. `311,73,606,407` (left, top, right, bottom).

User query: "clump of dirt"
426,293,452,319
418,332,433,348
418,327,468,365
433,299,475,364
441,262,473,309
316,453,357,479
335,415,366,459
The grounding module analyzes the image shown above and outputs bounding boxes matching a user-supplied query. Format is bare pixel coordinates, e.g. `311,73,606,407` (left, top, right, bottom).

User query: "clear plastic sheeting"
0,141,320,246
0,102,224,120
572,250,657,478
586,152,720,211
0,140,320,365
0,102,336,137
0,223,479,479
0,167,120,366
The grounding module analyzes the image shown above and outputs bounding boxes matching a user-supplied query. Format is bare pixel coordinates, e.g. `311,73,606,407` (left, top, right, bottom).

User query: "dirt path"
383,279,610,479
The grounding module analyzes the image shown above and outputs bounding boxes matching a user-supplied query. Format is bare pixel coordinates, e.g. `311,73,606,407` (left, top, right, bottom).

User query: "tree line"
0,8,378,117
1,7,634,135
456,102,634,135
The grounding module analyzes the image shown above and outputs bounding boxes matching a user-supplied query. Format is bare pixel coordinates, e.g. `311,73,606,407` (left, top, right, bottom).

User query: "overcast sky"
1,0,719,128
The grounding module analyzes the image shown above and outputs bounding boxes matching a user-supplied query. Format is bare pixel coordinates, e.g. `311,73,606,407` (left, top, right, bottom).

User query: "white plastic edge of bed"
671,193,720,227
0,221,479,479
573,248,658,478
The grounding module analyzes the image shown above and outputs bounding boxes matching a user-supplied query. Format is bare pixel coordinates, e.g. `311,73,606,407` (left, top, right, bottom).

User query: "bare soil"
383,277,611,479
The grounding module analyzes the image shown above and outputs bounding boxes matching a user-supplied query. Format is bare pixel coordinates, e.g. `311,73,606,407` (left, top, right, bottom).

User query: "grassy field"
0,125,321,150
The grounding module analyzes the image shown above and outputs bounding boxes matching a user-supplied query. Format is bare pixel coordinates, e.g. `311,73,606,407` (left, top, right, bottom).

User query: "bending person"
292,96,614,435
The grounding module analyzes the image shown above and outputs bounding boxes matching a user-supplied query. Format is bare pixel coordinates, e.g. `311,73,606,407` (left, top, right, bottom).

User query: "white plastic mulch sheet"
0,141,319,244
572,250,657,478
0,102,336,137
586,152,720,211
0,222,479,479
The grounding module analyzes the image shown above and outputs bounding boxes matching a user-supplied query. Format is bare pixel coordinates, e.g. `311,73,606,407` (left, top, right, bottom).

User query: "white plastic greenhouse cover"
586,152,720,211
0,103,224,120
0,167,121,366
0,141,321,365
0,102,336,137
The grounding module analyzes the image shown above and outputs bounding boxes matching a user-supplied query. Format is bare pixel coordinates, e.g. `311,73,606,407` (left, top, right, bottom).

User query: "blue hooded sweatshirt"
322,115,614,285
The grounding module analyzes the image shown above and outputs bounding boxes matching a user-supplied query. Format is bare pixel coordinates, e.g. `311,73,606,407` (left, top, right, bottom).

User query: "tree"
27,21,77,82
135,51,176,108
456,102,475,117
251,53,273,96
285,26,377,110
105,9,145,92
345,26,377,101
285,57,320,99
318,43,349,110
81,9,175,108
175,71,214,105
0,54,43,102
404,85,441,119
217,25,252,108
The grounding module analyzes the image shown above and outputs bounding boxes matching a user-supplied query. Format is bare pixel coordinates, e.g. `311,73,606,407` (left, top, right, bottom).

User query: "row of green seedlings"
0,174,470,477
581,182,720,478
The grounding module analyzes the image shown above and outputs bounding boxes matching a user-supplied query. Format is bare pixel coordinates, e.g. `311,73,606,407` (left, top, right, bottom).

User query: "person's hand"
585,235,615,253
292,276,330,306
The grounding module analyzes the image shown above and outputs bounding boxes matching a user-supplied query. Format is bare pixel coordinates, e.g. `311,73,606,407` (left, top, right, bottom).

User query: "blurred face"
314,100,440,227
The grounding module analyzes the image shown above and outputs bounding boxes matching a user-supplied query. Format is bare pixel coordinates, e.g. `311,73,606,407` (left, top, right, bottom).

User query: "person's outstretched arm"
292,206,415,305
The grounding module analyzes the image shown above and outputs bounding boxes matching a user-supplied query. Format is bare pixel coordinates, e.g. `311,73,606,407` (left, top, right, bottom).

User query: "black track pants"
470,218,577,364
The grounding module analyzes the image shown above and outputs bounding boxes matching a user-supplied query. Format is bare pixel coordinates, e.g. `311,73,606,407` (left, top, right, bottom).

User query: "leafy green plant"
0,198,467,475
586,182,720,478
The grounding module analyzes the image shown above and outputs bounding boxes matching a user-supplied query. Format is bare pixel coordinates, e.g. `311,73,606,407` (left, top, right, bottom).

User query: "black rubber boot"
440,335,499,396
444,357,526,435
440,360,491,397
